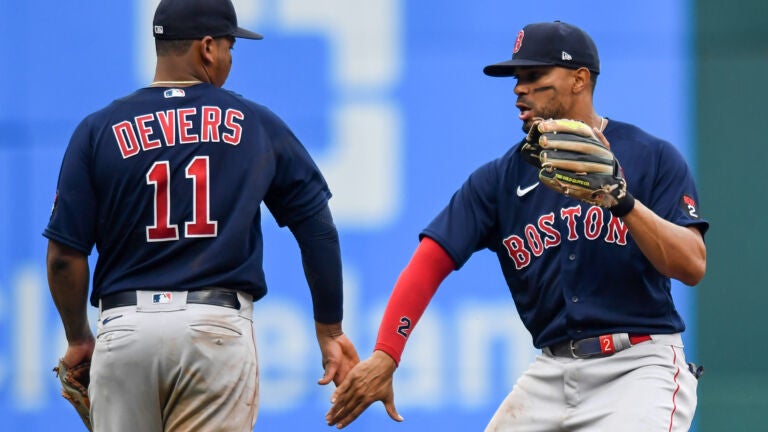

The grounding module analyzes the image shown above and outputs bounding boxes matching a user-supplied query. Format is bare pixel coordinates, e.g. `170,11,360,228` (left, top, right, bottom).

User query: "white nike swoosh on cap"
516,182,539,197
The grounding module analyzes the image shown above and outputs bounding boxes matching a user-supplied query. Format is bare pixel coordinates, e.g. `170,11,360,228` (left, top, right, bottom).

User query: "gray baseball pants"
485,333,698,431
90,291,258,432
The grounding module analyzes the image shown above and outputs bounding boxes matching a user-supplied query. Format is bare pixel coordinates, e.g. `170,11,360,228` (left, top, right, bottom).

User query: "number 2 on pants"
146,156,218,242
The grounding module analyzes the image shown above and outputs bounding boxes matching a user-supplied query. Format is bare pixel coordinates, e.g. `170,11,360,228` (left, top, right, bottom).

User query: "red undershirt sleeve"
373,236,456,366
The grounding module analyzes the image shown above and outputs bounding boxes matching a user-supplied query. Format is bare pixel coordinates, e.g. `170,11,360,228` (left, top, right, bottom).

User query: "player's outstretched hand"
325,350,403,429
315,322,360,387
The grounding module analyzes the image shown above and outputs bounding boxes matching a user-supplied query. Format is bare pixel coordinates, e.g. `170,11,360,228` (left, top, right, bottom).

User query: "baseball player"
326,21,708,431
44,0,359,430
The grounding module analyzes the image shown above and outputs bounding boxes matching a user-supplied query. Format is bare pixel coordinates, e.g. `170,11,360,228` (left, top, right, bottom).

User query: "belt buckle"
569,340,582,359
569,338,601,359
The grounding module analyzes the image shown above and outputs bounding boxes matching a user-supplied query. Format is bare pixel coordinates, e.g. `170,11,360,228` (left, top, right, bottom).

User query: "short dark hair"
155,39,194,56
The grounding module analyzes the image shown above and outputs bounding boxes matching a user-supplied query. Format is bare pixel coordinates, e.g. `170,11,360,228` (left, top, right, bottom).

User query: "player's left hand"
315,322,360,386
54,338,95,432
325,350,403,429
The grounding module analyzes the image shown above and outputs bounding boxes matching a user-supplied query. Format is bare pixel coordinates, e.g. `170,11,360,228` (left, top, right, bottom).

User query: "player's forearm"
289,205,344,323
374,237,455,365
46,240,93,343
621,200,706,285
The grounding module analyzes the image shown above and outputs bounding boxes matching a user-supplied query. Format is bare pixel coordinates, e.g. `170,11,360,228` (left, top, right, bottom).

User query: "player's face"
512,66,575,132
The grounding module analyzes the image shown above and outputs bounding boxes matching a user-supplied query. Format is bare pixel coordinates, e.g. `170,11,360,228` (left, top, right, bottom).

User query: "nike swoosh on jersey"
516,183,539,197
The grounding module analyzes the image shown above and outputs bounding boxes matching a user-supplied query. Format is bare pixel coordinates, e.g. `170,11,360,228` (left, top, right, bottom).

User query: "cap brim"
483,59,554,77
233,27,263,40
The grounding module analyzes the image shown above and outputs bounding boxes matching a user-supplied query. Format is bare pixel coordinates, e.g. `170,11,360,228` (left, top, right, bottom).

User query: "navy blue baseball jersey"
44,83,330,306
421,119,709,348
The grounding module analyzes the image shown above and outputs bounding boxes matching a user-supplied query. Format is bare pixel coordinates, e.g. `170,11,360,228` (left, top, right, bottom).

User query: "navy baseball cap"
153,0,263,40
483,21,599,76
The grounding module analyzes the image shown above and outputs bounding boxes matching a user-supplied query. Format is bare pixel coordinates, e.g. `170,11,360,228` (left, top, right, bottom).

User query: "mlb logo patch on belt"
153,292,173,304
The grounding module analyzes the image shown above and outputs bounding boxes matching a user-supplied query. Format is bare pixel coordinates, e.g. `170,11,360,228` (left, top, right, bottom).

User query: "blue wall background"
0,1,696,430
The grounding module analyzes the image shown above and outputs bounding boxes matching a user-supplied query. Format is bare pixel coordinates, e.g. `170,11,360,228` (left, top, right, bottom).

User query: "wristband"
609,192,635,217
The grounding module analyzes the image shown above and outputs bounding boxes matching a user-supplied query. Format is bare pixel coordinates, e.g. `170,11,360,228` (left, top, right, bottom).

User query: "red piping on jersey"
373,237,455,366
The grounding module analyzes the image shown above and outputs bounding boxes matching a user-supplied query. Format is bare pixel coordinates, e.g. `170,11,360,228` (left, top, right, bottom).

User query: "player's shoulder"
605,119,685,158
215,87,270,112
214,87,294,129
605,119,674,150
606,119,695,181
71,89,144,133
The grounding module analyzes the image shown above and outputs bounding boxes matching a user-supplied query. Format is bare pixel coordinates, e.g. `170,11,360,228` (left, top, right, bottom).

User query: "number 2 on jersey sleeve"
146,156,218,242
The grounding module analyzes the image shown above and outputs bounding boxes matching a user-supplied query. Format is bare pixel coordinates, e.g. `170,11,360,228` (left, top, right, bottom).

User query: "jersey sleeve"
645,142,709,236
373,237,455,365
288,205,343,323
420,160,500,269
262,113,331,227
42,118,98,254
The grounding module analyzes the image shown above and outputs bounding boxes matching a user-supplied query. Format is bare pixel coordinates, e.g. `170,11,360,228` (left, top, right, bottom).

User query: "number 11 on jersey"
145,156,218,242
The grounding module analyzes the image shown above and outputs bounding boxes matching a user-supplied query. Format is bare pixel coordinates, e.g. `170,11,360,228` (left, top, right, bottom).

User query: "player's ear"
199,36,217,65
571,67,591,94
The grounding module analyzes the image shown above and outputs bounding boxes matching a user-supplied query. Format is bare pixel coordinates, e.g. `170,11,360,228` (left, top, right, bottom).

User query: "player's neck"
149,80,204,87
151,62,207,87
596,116,607,132
583,112,607,132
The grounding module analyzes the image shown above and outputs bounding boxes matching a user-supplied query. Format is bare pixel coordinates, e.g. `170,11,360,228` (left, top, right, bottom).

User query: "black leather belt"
101,290,241,311
546,334,651,359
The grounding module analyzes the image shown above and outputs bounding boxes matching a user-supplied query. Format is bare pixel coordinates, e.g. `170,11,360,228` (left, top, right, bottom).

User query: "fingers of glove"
522,118,606,170
60,387,92,431
537,118,599,140
524,117,546,143
60,389,89,408
540,151,614,174
539,133,612,158
55,359,90,392
63,395,92,423
54,359,93,431
521,145,543,168
68,362,91,388
520,120,546,167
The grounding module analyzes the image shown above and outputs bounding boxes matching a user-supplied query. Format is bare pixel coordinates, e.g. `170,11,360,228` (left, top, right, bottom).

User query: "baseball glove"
53,358,92,431
520,117,599,168
523,118,634,213
519,117,549,168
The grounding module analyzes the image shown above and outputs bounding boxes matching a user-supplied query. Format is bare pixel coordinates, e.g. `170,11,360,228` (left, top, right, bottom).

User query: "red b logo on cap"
513,30,525,54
